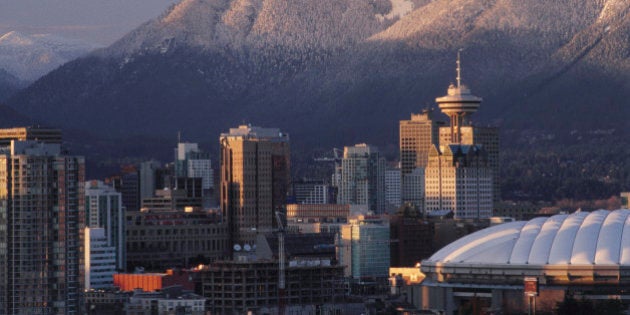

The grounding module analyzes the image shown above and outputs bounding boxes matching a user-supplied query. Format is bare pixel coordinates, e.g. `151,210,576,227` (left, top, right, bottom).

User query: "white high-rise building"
85,227,116,290
85,180,125,270
338,144,386,214
424,144,493,219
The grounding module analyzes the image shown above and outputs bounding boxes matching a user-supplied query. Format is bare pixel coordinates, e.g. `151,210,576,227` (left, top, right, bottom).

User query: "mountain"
0,68,25,101
7,0,630,152
0,31,97,81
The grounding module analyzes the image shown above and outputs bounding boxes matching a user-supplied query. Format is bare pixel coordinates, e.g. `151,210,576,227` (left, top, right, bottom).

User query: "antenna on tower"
456,48,463,88
177,131,181,143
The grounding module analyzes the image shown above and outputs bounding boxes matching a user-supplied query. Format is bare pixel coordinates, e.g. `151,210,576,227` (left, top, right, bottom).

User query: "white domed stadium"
419,209,630,313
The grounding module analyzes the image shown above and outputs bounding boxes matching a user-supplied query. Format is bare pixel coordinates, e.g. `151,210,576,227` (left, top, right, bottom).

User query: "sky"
0,0,179,46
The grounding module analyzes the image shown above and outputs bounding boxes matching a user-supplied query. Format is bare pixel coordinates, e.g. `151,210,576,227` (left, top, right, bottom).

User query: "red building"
114,269,197,292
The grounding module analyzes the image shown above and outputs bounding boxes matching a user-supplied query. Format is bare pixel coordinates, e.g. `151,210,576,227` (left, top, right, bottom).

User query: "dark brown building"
390,205,434,267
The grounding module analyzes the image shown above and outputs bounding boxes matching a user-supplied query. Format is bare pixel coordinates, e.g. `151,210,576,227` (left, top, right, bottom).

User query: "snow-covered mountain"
7,0,630,149
0,31,97,81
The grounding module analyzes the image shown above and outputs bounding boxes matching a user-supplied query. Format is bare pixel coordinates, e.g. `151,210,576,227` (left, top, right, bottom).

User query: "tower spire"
456,48,463,88
435,49,482,143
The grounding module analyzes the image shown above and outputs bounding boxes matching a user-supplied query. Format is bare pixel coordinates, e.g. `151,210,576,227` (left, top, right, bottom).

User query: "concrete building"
0,138,85,314
339,215,391,280
85,227,117,290
385,166,402,211
338,144,386,214
420,209,630,314
220,124,290,245
125,209,229,270
424,144,493,219
85,180,126,270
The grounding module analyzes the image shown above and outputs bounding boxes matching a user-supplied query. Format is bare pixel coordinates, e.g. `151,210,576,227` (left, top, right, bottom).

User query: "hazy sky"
0,0,179,46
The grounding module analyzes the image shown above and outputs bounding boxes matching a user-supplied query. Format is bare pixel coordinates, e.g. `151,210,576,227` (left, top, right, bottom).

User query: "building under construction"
200,233,347,314
200,259,345,313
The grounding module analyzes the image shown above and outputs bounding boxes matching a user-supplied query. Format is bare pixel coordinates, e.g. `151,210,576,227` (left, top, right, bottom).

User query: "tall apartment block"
0,136,85,314
220,125,290,245
85,180,125,270
337,144,386,214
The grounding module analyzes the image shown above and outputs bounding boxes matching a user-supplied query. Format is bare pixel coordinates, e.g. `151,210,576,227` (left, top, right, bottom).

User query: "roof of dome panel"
424,209,630,266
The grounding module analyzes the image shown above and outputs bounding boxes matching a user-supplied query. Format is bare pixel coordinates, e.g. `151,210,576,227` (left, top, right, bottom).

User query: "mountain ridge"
6,0,630,151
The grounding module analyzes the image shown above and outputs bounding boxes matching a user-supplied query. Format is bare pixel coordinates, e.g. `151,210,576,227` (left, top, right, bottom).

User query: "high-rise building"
399,109,444,173
85,180,126,270
220,125,290,245
399,110,444,210
0,138,85,314
385,166,402,211
402,168,424,211
174,142,214,191
107,165,140,212
84,227,116,290
424,144,493,219
338,144,386,214
139,160,162,201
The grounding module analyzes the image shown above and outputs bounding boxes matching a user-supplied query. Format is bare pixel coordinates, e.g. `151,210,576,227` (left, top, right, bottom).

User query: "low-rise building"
286,204,349,234
125,209,229,270
125,286,205,315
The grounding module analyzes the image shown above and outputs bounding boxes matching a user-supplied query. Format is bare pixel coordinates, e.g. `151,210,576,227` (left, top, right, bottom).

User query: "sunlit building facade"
220,125,290,245
0,139,85,314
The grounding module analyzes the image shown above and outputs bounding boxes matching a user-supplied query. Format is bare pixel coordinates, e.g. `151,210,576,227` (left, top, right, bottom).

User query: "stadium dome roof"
425,209,630,266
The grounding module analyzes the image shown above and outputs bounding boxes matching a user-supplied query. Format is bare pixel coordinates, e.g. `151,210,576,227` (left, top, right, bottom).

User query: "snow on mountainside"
0,31,97,81
102,0,414,57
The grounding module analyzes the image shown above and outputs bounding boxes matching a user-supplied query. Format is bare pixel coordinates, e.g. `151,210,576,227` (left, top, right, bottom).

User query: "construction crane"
274,211,286,315
240,212,287,314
